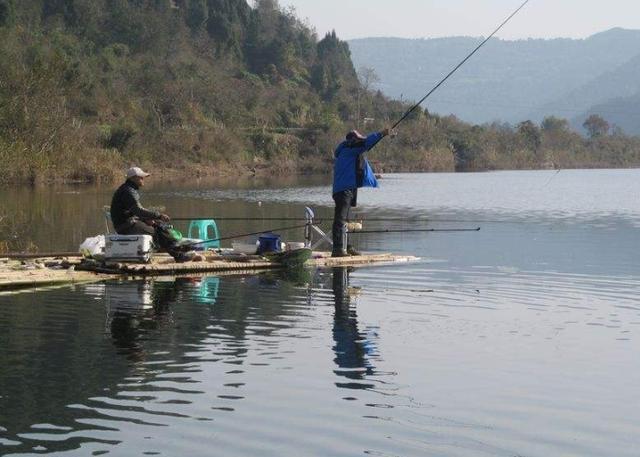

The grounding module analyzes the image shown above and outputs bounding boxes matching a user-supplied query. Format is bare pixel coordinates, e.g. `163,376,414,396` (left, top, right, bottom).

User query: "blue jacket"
332,132,381,195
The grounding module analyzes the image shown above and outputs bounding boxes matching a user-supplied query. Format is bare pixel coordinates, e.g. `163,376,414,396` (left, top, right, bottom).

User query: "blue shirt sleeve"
364,132,384,151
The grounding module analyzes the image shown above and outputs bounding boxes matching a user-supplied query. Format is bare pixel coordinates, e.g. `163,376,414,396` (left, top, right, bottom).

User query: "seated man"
110,166,200,262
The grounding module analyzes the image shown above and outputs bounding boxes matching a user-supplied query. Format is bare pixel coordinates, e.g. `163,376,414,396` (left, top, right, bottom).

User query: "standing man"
331,128,393,257
110,166,199,262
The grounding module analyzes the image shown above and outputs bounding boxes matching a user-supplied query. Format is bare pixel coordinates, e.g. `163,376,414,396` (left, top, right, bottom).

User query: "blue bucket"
258,233,281,254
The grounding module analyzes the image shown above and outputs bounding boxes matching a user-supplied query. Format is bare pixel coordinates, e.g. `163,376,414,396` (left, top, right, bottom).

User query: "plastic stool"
187,219,220,249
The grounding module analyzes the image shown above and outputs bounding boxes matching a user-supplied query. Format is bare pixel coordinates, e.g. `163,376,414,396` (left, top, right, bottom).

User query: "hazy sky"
277,0,640,40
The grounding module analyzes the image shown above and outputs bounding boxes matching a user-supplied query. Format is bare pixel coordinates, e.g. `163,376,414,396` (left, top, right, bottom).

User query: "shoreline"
0,162,329,188
3,161,640,188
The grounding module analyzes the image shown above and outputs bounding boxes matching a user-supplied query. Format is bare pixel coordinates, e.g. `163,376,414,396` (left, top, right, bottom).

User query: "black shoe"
346,245,361,256
331,250,349,258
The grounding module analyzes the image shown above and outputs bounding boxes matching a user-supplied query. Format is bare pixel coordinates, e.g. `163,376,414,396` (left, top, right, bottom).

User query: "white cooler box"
105,234,154,262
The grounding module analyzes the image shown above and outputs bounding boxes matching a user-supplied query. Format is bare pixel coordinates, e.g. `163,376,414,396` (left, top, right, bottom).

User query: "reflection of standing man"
331,129,393,257
331,267,374,390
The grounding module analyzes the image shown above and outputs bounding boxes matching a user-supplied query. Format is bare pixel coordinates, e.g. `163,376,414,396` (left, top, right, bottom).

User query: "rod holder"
304,207,314,248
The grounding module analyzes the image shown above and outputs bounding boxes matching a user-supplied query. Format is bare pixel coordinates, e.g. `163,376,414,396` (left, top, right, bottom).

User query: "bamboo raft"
0,256,100,292
0,269,103,291
0,251,419,291
77,251,418,275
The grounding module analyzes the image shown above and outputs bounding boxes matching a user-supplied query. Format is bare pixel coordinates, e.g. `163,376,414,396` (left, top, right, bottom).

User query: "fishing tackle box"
104,234,154,262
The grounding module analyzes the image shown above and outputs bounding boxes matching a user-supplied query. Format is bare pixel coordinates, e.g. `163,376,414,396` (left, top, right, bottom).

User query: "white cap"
126,166,150,178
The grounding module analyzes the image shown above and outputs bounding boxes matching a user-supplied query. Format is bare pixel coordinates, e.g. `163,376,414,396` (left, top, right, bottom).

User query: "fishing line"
543,168,562,187
370,0,531,148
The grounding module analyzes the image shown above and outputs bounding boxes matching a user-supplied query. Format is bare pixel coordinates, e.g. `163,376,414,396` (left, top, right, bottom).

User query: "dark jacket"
110,180,160,231
332,132,381,195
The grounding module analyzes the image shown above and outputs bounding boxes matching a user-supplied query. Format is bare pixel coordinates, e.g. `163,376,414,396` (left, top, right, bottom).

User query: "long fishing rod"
173,215,509,225
172,217,322,222
346,217,517,224
172,215,498,225
185,223,309,247
350,227,480,234
370,0,531,148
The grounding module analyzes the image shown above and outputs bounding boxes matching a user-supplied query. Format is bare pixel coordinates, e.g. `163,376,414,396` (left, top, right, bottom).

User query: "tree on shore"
583,114,610,139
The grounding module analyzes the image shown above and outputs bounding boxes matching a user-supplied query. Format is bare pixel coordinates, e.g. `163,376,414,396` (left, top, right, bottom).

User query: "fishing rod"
185,223,309,247
349,227,480,234
180,221,480,247
173,215,501,225
174,215,497,226
171,217,323,222
346,217,518,224
370,0,531,148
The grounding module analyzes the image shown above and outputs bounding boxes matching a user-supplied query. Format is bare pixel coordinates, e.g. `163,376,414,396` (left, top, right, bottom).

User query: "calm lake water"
1,169,639,456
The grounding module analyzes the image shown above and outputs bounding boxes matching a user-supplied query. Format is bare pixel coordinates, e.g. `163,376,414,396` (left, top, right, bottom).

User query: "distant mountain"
574,93,640,136
538,53,640,135
348,28,640,128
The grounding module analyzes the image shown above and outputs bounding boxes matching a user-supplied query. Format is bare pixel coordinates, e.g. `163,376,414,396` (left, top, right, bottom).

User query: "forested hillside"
0,0,395,184
1,1,640,185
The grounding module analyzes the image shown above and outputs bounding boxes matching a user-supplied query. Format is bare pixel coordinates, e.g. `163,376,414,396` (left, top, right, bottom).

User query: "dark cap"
346,130,366,141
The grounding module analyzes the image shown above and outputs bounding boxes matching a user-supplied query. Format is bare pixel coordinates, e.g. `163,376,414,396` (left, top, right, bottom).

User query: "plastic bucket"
258,233,281,254
286,241,306,251
232,240,258,254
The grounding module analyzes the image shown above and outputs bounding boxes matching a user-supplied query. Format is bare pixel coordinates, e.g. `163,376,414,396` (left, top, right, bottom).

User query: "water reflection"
106,277,219,362
331,267,378,391
0,269,328,454
1,262,637,456
0,277,221,454
2,170,640,456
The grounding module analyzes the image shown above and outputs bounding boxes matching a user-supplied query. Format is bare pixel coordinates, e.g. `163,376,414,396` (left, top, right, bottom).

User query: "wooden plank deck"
0,252,419,291
0,269,108,291
310,252,418,267
85,254,278,275
76,252,419,275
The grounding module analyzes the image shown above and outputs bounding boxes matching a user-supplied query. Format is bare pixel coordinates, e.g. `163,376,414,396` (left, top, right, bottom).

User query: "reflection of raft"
0,251,419,291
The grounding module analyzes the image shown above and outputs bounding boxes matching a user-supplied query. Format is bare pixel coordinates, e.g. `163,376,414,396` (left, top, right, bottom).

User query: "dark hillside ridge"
0,0,367,183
